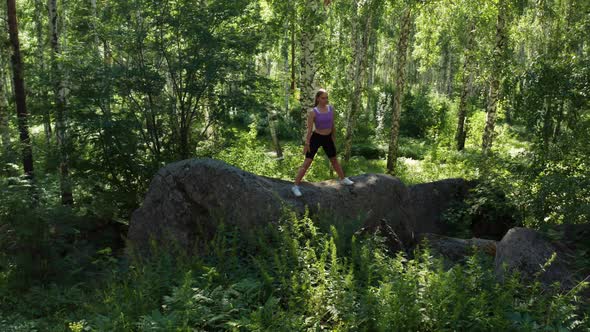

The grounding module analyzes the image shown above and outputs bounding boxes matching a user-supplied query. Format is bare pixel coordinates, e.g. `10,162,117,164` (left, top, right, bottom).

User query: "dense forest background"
1,0,589,330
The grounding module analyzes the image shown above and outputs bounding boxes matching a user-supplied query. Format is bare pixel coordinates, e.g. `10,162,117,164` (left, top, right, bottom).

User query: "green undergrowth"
214,119,590,231
213,119,529,187
1,205,588,331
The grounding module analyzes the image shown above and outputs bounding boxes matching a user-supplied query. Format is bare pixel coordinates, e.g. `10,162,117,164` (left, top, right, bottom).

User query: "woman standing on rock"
292,89,354,197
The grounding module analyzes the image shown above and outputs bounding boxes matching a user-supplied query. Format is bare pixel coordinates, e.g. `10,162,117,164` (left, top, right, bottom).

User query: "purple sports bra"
313,105,334,130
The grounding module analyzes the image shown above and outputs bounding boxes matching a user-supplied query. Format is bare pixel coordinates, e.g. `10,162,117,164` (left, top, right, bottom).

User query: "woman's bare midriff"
314,128,332,135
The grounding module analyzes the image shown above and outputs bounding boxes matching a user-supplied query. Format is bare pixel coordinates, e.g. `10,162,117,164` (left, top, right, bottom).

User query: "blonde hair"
313,89,328,107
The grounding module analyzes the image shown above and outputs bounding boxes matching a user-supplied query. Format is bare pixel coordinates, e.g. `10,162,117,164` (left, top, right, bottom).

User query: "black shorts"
306,131,337,159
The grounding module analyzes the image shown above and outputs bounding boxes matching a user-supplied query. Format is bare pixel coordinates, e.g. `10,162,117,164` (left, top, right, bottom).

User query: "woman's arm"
304,110,314,152
331,107,336,142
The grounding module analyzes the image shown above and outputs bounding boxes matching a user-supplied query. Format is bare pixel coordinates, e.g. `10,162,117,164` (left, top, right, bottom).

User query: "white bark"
376,90,391,138
455,21,476,151
482,0,507,153
344,0,376,162
0,63,10,152
386,6,412,174
49,0,73,204
298,0,324,140
34,0,52,147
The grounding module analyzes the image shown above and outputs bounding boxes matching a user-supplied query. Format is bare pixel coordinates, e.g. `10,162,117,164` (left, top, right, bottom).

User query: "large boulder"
407,178,477,235
494,227,576,289
414,233,497,266
128,158,419,254
354,218,406,255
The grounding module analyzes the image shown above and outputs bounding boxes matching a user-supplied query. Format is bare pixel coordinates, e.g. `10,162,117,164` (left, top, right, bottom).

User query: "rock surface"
355,218,406,255
414,233,497,265
495,227,576,289
407,178,477,235
128,158,434,254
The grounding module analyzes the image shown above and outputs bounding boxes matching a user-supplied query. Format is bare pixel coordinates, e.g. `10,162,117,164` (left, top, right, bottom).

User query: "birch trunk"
34,0,52,147
376,91,389,138
91,0,113,150
482,0,507,154
386,7,412,175
552,101,564,143
344,0,375,162
455,21,476,151
266,49,282,159
7,0,35,180
49,0,73,205
444,44,453,98
268,112,283,159
283,27,290,114
298,0,324,140
0,61,10,153
291,5,296,92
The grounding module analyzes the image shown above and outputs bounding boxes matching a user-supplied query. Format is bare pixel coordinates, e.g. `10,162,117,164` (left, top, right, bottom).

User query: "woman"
292,89,354,197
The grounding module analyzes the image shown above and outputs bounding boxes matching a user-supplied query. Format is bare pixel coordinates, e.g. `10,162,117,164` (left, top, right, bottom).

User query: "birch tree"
343,0,381,162
0,55,9,154
386,4,414,175
6,0,35,181
48,0,73,204
298,0,327,138
455,20,476,151
35,0,52,147
482,0,508,154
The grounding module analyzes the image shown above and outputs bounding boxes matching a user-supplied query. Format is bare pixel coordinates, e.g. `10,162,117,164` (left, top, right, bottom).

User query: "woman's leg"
324,134,345,180
329,157,346,180
295,158,313,185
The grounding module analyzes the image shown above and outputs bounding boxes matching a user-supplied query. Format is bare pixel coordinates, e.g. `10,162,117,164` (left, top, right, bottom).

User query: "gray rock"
355,218,406,255
128,158,418,255
495,227,575,289
407,178,477,235
414,233,496,266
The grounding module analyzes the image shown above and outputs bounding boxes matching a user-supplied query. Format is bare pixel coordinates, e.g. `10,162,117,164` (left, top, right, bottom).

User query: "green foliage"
1,0,590,329
443,175,521,239
399,86,439,139
215,120,347,183
1,204,588,331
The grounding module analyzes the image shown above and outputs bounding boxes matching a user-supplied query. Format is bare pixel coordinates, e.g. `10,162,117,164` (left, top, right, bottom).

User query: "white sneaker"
341,177,354,186
291,185,302,197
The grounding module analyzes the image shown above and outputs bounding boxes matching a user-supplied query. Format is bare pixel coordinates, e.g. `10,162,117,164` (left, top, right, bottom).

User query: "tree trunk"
542,97,553,153
455,21,476,151
91,0,113,153
366,37,376,122
34,0,52,148
0,61,10,154
344,0,375,162
290,4,296,92
265,50,282,159
268,112,283,159
482,0,507,154
298,0,324,140
283,26,290,115
179,125,189,160
7,0,35,182
48,0,73,205
445,49,453,98
376,91,389,138
386,7,412,175
552,100,564,143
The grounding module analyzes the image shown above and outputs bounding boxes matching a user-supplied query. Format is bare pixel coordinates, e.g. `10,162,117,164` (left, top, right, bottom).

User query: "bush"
399,86,439,139
350,143,386,160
